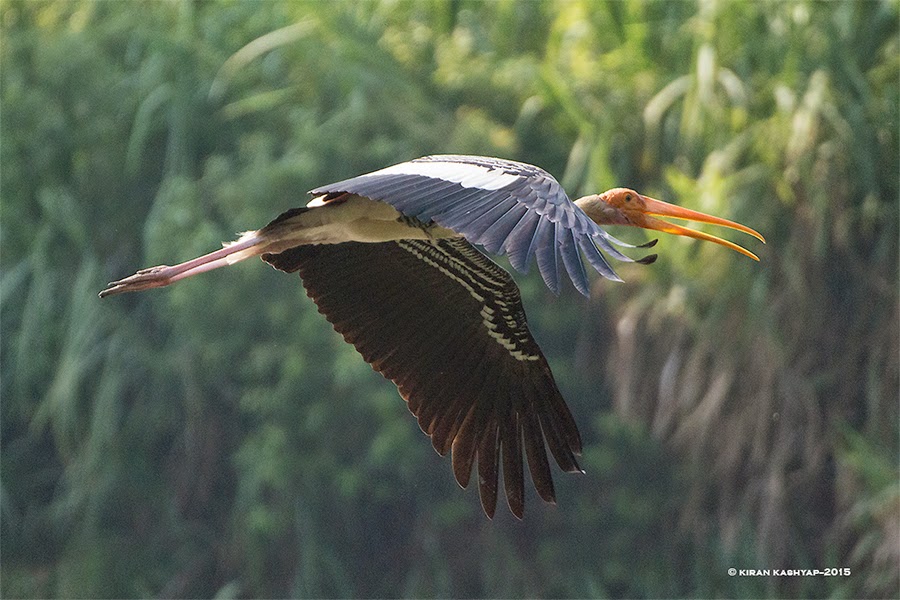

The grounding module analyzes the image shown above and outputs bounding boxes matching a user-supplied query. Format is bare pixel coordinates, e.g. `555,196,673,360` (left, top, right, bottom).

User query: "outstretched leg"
99,232,265,298
99,195,412,298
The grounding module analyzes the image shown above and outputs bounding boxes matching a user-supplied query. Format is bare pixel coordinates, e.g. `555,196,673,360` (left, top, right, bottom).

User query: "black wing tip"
636,253,658,265
481,501,497,519
638,238,659,249
567,453,585,474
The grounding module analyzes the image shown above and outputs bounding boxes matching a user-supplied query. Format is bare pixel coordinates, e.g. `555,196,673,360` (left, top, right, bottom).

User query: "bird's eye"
625,194,632,202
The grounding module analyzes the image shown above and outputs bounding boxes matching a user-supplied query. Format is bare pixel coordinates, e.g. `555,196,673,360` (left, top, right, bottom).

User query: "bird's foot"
99,265,176,298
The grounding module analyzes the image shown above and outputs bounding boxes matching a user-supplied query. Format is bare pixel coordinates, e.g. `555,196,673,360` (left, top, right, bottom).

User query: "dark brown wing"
262,238,582,519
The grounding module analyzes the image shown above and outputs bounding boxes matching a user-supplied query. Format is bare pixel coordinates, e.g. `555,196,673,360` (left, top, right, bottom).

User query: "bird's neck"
574,194,630,227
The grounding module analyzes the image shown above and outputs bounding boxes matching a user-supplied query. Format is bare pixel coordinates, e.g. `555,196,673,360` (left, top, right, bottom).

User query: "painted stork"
100,155,764,519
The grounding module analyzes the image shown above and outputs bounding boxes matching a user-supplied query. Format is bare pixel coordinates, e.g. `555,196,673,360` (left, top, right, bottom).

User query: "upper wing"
310,155,642,295
262,238,583,519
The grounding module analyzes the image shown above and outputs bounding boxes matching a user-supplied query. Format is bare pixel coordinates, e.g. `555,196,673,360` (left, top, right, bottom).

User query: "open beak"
630,195,765,261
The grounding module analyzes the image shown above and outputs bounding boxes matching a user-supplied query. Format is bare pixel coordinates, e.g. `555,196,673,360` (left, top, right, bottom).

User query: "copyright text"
728,568,851,577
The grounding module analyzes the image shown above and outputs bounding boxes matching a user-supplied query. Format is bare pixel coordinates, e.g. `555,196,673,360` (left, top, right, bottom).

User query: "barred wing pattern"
262,238,583,518
311,155,642,295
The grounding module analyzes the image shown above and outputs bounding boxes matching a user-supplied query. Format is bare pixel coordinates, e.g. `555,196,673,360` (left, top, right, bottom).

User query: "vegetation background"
2,0,897,598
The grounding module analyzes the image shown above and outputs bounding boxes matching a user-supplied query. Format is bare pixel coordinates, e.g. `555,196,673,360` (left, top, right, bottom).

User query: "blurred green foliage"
1,1,897,598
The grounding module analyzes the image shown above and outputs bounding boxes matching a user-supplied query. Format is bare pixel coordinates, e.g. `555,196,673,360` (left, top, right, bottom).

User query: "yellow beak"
630,196,766,261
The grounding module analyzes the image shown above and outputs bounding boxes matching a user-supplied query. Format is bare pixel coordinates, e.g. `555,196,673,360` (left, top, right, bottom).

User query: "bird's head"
576,188,765,260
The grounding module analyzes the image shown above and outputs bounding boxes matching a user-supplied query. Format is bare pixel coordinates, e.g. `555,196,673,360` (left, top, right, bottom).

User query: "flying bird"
100,155,764,519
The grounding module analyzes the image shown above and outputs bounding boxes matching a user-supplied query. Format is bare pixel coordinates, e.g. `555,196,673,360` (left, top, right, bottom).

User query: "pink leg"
99,233,265,298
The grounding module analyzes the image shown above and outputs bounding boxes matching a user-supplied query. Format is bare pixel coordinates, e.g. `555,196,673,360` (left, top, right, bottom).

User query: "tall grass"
2,1,896,598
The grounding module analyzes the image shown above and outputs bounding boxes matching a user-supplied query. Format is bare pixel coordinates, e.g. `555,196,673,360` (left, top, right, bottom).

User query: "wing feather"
476,425,500,519
578,236,621,282
478,203,530,254
503,210,542,273
559,224,590,296
430,346,490,454
501,406,525,519
523,394,556,503
533,218,560,294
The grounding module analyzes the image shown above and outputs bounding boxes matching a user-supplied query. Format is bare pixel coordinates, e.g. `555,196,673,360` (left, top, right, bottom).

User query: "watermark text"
728,568,851,577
